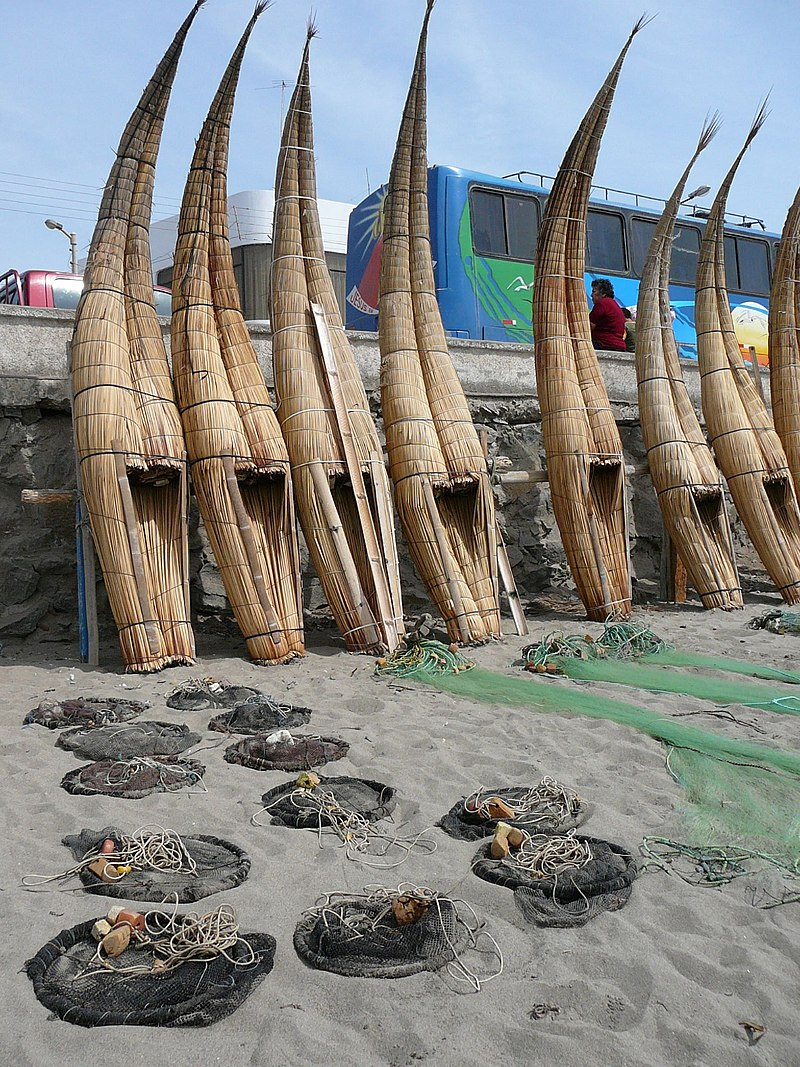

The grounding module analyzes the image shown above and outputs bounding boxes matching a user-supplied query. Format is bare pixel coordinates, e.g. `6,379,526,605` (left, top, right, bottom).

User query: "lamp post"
44,218,78,274
680,185,711,205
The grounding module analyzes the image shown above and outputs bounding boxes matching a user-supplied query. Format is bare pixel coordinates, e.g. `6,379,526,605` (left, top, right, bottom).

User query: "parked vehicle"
0,269,172,315
346,164,776,365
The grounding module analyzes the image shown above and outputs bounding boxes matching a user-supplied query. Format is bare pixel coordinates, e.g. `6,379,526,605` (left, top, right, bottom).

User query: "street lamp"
681,184,711,205
44,218,78,274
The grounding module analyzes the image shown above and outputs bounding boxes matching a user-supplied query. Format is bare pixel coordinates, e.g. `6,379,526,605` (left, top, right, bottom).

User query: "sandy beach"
1,598,799,1067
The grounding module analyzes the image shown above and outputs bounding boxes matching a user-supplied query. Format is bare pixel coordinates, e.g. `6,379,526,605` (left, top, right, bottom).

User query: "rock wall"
0,305,767,657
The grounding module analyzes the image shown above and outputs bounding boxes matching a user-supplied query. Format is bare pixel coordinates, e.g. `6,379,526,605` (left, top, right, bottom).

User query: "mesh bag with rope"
224,733,349,772
25,697,149,730
472,829,637,928
294,885,503,987
438,777,588,842
55,722,201,761
25,905,275,1027
259,775,396,829
208,695,311,735
167,678,266,712
33,825,252,903
61,756,206,799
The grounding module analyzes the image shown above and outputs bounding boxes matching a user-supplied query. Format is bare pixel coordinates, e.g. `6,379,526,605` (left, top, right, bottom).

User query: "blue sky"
2,0,799,274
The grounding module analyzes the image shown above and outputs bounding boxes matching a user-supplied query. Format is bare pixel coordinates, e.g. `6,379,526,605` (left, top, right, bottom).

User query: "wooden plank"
369,449,404,638
20,489,76,506
309,458,383,649
221,453,283,646
477,427,527,636
310,302,399,650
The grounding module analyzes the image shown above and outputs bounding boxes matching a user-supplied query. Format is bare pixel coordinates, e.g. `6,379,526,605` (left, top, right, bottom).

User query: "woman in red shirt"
589,278,627,351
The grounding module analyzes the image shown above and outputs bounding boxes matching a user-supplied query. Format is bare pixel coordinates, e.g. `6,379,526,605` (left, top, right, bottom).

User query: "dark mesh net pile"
24,697,149,730
438,781,587,842
224,734,349,772
56,722,201,761
260,776,395,829
25,916,275,1027
62,826,250,903
61,756,206,799
208,698,312,735
294,893,471,978
167,679,264,712
472,834,637,928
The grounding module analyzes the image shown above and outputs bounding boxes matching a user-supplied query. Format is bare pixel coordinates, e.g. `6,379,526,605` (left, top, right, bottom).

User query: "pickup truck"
0,269,171,314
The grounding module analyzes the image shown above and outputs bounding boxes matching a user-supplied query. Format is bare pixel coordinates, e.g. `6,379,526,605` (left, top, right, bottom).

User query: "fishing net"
55,722,201,761
749,609,800,635
293,885,502,986
24,697,149,730
224,734,349,772
438,778,587,842
166,678,264,712
375,646,800,862
25,907,275,1027
61,756,206,799
522,620,800,686
259,776,396,829
208,696,311,734
471,832,637,928
544,655,800,715
48,825,251,903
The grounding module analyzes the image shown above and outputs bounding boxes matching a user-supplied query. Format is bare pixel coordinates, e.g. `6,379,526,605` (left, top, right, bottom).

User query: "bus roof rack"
501,171,767,231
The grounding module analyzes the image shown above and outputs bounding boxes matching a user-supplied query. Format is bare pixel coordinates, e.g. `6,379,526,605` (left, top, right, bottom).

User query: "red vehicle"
0,269,171,314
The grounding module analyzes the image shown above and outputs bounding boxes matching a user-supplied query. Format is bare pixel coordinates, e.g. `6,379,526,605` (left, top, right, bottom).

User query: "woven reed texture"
635,120,742,609
696,109,800,605
770,184,800,501
171,5,305,663
532,24,645,621
71,6,201,671
271,29,403,654
378,1,501,643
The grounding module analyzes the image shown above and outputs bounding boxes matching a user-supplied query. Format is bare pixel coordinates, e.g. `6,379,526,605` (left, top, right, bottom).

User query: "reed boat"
271,25,404,654
769,185,800,501
70,5,201,671
532,22,649,622
696,107,800,605
635,119,742,609
171,4,305,663
378,0,503,645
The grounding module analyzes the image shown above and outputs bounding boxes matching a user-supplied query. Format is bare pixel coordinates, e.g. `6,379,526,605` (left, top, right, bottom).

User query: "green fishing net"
550,656,800,714
749,609,800,635
376,643,800,862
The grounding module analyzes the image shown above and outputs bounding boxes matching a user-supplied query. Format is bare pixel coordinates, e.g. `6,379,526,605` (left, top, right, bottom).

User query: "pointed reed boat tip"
253,0,271,18
306,11,319,39
631,11,656,36
697,110,722,151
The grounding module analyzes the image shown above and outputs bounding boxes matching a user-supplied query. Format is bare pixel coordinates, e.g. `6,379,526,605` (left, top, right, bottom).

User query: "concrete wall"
0,304,765,652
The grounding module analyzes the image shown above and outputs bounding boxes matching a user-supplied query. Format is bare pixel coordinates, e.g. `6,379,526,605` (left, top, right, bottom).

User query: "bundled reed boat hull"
635,120,741,610
172,4,304,663
71,6,201,671
697,109,800,605
271,27,403,654
532,23,644,620
770,186,800,502
378,1,502,644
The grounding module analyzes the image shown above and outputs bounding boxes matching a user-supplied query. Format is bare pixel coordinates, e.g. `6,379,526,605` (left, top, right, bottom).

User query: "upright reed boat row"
70,2,800,671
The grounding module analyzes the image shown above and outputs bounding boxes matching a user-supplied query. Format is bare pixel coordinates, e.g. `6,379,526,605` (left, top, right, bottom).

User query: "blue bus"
345,164,779,366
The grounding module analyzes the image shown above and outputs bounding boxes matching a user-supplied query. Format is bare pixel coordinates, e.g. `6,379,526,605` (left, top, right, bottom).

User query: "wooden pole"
310,302,399,650
308,459,383,649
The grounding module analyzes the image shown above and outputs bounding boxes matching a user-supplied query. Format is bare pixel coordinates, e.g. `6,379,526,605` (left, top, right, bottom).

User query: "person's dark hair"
591,278,615,299
622,307,632,320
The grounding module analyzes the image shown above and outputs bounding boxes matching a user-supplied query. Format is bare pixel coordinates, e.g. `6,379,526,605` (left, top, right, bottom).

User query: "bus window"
724,235,738,291
735,237,770,295
472,190,506,257
671,226,701,285
587,210,626,272
505,194,539,260
50,276,84,309
630,218,656,276
470,188,539,261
